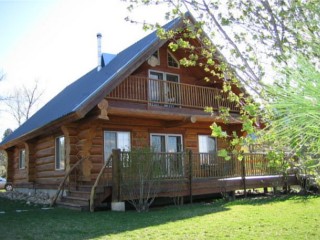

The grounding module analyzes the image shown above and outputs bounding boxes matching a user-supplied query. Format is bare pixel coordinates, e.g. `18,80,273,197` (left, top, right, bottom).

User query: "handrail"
50,157,87,207
89,155,113,212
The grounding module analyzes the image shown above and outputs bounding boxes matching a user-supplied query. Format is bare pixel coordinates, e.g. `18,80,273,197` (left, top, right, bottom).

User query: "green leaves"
217,149,231,161
210,123,227,138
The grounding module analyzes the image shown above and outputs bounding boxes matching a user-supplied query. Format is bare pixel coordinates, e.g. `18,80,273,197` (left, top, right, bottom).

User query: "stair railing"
50,156,87,207
89,154,113,212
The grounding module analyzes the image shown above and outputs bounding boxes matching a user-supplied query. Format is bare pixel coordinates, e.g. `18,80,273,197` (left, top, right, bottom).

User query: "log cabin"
0,12,297,211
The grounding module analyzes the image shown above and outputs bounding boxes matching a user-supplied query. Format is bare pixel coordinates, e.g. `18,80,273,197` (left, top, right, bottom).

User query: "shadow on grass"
0,194,318,240
0,197,229,240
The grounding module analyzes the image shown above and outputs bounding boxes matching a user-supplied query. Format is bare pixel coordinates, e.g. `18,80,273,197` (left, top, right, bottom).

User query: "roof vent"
97,33,102,71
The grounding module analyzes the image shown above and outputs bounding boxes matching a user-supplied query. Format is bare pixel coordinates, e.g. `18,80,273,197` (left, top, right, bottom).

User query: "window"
167,51,179,68
19,149,26,169
198,135,217,165
104,131,131,166
55,136,65,170
150,133,183,176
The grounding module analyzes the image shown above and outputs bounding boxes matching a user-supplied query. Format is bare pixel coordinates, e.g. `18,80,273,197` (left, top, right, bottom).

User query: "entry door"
151,134,183,176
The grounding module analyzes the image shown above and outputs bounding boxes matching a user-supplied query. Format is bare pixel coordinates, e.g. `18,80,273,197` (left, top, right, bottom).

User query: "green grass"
0,195,319,240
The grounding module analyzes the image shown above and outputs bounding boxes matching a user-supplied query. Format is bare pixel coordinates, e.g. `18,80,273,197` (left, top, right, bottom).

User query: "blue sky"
0,0,168,135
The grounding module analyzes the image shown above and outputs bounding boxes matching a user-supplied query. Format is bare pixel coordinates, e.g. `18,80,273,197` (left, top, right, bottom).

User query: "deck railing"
116,151,279,181
107,76,240,112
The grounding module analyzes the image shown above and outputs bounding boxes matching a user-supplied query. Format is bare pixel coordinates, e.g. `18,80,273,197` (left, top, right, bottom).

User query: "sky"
0,0,169,136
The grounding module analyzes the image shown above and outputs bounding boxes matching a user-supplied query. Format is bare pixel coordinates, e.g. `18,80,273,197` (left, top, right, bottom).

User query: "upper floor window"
55,136,65,170
167,51,179,68
19,149,26,169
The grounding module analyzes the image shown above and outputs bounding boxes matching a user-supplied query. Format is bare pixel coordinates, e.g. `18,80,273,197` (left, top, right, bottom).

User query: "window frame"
55,135,65,170
150,133,184,177
19,149,26,169
198,135,217,166
150,133,183,153
167,51,180,68
103,131,131,167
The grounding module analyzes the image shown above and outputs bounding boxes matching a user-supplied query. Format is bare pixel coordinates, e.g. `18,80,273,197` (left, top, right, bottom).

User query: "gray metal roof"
0,16,183,147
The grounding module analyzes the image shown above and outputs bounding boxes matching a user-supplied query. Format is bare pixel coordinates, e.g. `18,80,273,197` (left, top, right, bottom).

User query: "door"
151,134,183,177
148,71,180,106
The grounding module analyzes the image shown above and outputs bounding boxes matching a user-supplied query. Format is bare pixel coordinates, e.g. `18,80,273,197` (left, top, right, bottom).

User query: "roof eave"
0,112,80,150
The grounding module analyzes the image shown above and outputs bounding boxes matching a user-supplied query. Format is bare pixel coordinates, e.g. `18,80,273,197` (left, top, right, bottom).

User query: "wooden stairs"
56,183,112,211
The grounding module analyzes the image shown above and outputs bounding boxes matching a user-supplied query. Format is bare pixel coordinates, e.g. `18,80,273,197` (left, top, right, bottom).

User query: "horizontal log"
36,147,55,158
35,156,55,165
36,170,65,179
35,138,53,150
35,163,55,172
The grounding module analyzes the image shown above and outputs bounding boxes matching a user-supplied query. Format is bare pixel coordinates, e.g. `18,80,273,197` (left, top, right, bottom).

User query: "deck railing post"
188,149,193,204
112,149,121,202
241,155,247,197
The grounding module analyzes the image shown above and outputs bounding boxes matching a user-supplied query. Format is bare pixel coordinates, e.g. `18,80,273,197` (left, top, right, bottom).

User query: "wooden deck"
112,151,299,201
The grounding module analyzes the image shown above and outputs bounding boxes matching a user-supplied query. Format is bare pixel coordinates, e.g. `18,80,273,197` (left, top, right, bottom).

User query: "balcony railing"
107,76,240,112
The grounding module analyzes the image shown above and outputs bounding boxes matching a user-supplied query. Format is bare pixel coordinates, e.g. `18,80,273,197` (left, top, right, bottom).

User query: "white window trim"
150,133,184,177
103,131,131,167
198,135,217,166
167,51,180,68
148,70,180,83
55,136,65,170
150,133,183,152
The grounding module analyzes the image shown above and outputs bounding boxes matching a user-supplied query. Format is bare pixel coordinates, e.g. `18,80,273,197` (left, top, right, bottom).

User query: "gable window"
167,51,179,68
104,131,131,166
150,133,183,176
148,70,180,106
19,149,26,169
198,135,217,165
55,136,65,170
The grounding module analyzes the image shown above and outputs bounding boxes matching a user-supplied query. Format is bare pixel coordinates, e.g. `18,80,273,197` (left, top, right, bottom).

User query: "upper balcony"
106,75,240,114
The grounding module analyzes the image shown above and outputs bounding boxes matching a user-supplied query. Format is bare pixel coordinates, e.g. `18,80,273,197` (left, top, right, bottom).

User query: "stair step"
61,196,89,206
68,190,91,198
56,201,89,211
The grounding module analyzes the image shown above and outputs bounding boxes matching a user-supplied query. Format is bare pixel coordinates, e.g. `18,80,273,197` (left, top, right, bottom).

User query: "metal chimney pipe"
97,33,102,71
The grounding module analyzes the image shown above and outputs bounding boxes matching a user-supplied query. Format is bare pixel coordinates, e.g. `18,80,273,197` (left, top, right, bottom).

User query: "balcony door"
148,70,180,106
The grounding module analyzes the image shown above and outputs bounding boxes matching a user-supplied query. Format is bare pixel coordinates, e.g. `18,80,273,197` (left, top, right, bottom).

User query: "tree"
125,0,320,182
126,0,320,98
5,80,44,126
0,129,12,177
261,56,320,182
120,148,162,212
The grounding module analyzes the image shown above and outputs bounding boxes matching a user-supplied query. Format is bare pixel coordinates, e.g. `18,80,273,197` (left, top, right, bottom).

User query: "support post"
112,149,121,202
188,149,193,204
241,157,247,197
111,149,125,211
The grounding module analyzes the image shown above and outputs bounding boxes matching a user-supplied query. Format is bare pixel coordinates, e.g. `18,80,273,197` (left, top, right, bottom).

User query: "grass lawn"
0,195,319,240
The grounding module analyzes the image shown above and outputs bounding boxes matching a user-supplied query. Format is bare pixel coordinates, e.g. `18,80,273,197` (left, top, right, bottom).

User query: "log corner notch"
97,99,109,120
164,116,197,128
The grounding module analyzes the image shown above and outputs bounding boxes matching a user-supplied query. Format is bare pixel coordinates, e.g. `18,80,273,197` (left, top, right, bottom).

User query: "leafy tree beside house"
126,0,320,184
